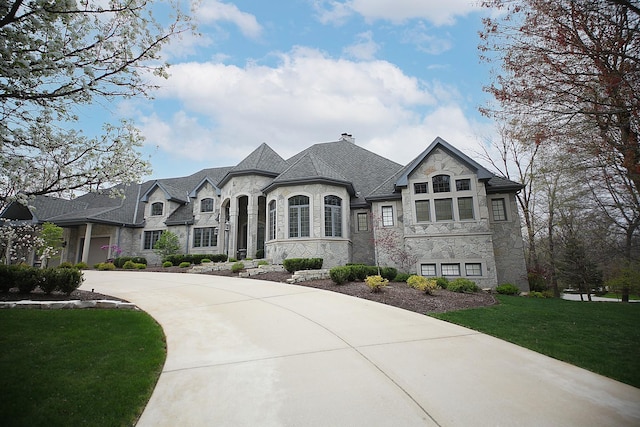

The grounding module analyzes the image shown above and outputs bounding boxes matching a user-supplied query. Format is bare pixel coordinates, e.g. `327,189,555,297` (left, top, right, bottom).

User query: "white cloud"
196,0,263,39
315,0,479,26
138,46,492,168
343,31,380,60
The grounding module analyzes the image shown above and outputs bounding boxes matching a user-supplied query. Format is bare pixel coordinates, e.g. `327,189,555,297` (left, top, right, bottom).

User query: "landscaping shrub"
74,262,89,270
162,261,173,268
39,271,59,294
113,257,147,268
435,277,450,289
131,257,147,265
201,258,211,263
163,254,227,265
231,262,244,273
447,278,479,293
41,267,83,295
0,265,16,292
122,260,137,270
407,275,438,295
257,260,269,266
178,262,191,268
283,258,323,273
16,267,43,293
97,262,116,271
59,262,75,268
496,283,520,295
380,267,398,281
329,266,350,285
365,275,388,293
228,257,237,262
255,249,265,259
393,273,411,282
135,263,146,269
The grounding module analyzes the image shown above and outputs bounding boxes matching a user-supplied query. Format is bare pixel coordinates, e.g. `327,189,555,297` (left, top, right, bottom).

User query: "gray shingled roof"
218,143,288,187
286,140,403,206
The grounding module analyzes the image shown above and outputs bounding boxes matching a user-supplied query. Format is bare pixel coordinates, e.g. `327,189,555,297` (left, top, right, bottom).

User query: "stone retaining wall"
286,269,331,284
0,300,137,310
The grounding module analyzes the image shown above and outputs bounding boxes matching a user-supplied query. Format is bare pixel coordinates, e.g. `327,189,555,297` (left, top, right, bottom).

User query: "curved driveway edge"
81,271,640,426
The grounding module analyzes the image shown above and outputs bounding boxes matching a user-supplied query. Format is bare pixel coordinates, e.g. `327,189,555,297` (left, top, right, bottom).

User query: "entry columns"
81,223,93,263
246,196,258,259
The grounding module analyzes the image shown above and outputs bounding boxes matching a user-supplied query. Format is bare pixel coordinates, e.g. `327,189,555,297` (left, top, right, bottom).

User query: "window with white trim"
193,227,218,247
455,179,471,191
491,198,507,221
381,206,394,227
143,230,163,250
457,197,474,220
415,200,430,222
200,198,214,213
441,263,461,276
268,200,276,240
420,264,436,276
414,182,428,194
151,202,163,216
434,198,453,221
289,195,310,238
432,175,451,193
324,195,342,237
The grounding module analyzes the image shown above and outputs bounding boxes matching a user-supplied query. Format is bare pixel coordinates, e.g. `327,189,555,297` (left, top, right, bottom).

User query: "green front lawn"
431,295,640,388
600,292,640,301
0,310,166,426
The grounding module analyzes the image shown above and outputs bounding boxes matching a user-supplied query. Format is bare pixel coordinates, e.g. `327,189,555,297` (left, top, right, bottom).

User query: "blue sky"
112,0,499,180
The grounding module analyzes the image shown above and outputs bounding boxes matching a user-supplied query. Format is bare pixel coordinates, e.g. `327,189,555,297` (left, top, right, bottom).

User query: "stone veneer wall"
266,238,350,269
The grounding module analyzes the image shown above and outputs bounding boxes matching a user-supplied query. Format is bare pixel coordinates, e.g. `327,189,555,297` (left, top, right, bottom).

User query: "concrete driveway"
81,271,640,426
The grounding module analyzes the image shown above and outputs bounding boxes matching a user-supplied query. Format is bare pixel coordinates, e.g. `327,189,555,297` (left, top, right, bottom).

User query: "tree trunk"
622,287,630,303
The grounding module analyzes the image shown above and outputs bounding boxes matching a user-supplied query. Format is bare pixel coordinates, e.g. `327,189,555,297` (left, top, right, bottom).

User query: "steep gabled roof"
140,181,189,204
218,143,288,187
189,176,221,198
262,152,355,194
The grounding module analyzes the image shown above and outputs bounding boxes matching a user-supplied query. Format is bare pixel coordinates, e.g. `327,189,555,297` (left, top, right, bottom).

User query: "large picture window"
200,198,214,213
193,227,218,247
143,230,163,250
289,195,310,238
268,200,276,240
324,195,342,237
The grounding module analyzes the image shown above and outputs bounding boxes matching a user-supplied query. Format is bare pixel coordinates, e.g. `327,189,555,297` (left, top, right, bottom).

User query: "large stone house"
1,136,529,289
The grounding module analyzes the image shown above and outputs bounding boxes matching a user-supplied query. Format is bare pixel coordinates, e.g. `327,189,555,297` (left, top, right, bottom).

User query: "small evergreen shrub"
122,260,137,270
58,262,75,268
135,263,146,269
41,267,83,295
257,260,269,266
228,257,237,262
74,262,89,270
393,273,411,282
365,275,388,293
447,278,479,293
114,256,147,268
231,262,244,273
255,249,265,259
407,275,438,295
0,265,13,292
435,277,449,289
97,262,116,271
201,258,212,263
283,258,323,273
496,283,520,295
162,261,173,268
16,267,43,293
179,262,191,268
329,266,350,285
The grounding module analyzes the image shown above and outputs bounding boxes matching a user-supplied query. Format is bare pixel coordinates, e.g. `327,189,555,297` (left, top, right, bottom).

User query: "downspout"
185,221,191,254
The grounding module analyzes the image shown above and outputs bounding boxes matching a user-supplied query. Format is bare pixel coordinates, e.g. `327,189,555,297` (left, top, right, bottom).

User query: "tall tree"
0,0,192,209
480,0,640,197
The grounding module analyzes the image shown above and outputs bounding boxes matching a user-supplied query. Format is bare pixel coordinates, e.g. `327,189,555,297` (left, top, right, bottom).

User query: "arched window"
288,195,309,238
268,200,276,240
151,202,164,216
324,195,342,237
200,198,214,213
432,175,451,193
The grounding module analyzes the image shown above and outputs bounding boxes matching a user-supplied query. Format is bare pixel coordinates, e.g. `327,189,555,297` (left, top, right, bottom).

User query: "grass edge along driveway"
0,309,166,427
431,295,640,389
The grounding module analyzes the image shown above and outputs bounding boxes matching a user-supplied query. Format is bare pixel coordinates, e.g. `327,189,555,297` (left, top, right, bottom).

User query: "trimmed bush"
162,261,173,268
122,260,137,270
178,262,191,268
255,249,265,259
257,260,269,266
74,262,89,270
365,275,388,293
496,283,520,295
329,266,350,285
201,258,211,263
435,277,450,289
393,273,411,282
0,265,17,292
97,262,116,271
135,263,146,269
407,275,438,295
380,267,398,281
283,258,323,273
231,262,244,273
113,257,147,268
16,267,43,293
41,267,83,295
59,262,75,268
163,254,228,265
448,278,479,293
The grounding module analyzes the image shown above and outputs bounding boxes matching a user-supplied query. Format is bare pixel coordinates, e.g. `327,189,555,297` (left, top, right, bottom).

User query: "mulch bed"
1,268,498,314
